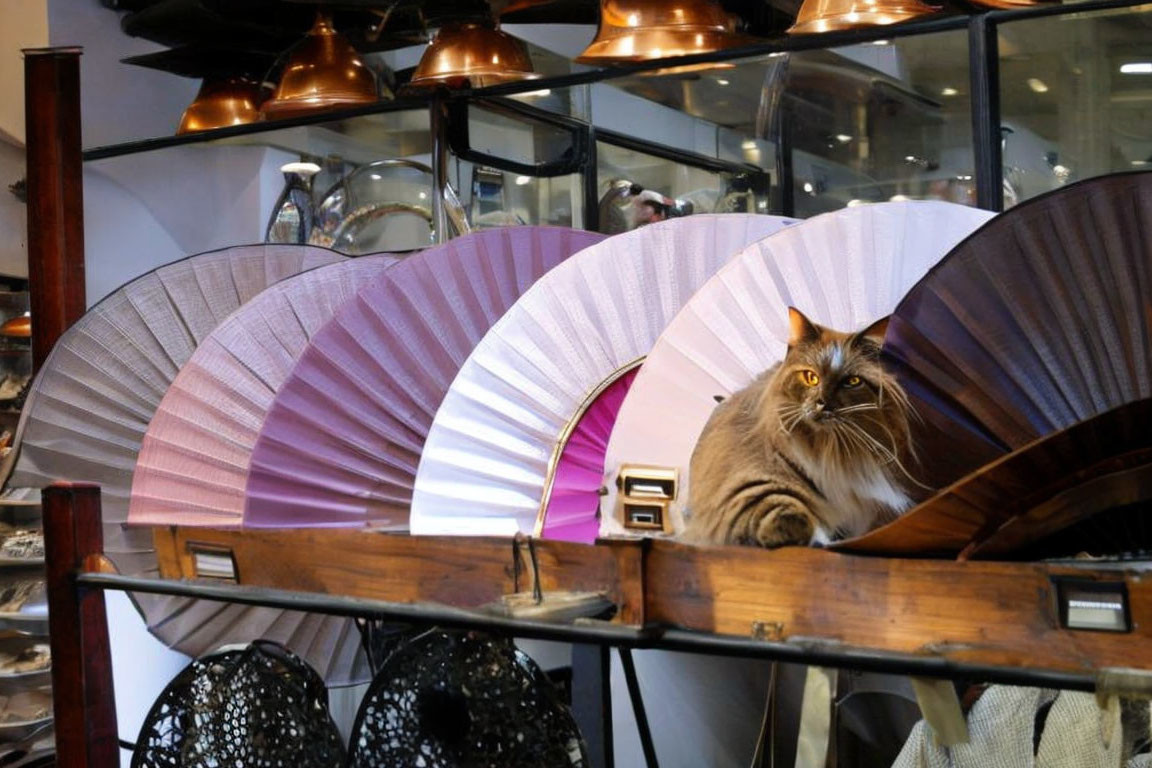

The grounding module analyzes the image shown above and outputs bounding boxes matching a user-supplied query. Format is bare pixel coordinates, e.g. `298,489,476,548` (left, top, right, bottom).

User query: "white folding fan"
598,201,994,538
409,213,799,537
6,244,345,581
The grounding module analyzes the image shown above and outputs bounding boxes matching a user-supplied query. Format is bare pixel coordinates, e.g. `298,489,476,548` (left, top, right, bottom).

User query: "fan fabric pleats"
596,202,993,539
242,227,604,532
410,214,798,537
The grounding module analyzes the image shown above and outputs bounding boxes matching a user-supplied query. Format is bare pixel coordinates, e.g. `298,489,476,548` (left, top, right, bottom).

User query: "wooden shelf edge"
144,526,1152,679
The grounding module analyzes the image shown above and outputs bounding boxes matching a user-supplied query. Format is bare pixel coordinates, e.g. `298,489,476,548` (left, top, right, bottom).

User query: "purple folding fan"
243,226,605,529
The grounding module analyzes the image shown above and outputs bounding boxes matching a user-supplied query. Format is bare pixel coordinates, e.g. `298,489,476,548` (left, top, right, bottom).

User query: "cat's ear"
787,306,822,348
853,315,890,347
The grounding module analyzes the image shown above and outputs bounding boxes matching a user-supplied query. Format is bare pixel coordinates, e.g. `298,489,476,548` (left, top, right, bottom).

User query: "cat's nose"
813,399,826,413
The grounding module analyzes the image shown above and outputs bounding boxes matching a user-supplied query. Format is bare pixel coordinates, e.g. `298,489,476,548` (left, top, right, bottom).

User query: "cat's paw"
754,506,816,548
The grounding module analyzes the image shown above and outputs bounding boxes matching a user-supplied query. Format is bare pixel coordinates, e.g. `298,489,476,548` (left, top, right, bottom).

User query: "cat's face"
762,308,914,466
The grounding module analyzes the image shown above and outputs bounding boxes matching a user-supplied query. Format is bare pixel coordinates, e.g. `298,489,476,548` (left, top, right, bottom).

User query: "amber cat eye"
798,370,820,387
843,375,862,388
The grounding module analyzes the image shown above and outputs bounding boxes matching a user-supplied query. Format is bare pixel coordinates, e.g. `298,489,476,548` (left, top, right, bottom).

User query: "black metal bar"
572,644,614,768
430,93,450,243
445,99,590,178
585,127,601,233
81,96,435,161
77,572,1100,691
618,648,660,768
595,127,765,178
778,104,796,218
969,15,1003,211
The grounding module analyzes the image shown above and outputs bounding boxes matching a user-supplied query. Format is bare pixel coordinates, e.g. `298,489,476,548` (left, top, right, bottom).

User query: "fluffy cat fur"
685,307,919,547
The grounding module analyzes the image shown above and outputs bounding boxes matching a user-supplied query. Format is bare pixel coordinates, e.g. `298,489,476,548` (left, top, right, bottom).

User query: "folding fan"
242,226,605,530
836,399,1152,558
408,214,799,537
346,630,587,768
881,172,1152,485
834,172,1152,556
4,244,344,581
590,202,993,540
128,254,397,528
131,640,345,768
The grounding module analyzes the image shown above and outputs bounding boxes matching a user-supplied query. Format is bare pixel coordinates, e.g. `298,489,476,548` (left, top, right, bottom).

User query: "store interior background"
4,0,1151,764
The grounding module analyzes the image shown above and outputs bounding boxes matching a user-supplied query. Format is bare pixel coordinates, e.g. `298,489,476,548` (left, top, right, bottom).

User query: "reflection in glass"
597,31,975,217
999,6,1152,204
596,140,765,233
451,161,578,229
266,162,320,244
309,159,466,253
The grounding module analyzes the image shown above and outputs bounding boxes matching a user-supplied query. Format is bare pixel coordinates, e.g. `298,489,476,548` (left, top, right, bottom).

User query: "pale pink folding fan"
242,227,606,531
129,254,397,529
410,214,799,538
599,201,994,539
6,244,345,582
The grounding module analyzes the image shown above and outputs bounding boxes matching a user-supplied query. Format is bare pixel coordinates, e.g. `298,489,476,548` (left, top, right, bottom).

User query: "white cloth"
892,686,1132,768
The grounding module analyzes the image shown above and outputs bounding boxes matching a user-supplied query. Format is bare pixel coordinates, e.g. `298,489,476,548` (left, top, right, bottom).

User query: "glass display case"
80,0,1152,248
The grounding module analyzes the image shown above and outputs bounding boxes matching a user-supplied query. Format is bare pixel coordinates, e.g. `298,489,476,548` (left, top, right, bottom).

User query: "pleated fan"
129,254,397,528
409,214,799,538
242,227,605,531
880,172,1152,488
836,399,1152,558
835,172,1152,557
597,201,993,539
5,244,344,581
120,255,396,687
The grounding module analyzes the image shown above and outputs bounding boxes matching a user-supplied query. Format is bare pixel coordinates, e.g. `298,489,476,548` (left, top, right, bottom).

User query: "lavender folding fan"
129,254,398,528
5,244,344,582
242,227,606,531
410,214,799,538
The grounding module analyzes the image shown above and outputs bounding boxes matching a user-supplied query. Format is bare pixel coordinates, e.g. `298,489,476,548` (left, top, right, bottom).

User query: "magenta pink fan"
242,226,605,529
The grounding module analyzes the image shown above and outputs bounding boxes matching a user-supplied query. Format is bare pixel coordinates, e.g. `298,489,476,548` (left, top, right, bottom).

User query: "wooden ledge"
151,526,1152,677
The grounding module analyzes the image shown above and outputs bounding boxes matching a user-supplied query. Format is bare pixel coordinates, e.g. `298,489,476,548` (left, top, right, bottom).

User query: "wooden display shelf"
152,525,1152,682
45,484,1152,768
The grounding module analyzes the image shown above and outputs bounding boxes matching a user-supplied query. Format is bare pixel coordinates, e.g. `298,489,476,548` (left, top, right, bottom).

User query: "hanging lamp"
788,0,939,34
409,19,539,88
575,0,755,64
178,76,263,134
262,12,381,120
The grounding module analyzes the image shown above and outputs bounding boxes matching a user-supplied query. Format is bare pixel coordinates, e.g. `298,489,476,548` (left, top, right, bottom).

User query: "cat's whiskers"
775,405,805,436
840,419,934,492
834,403,879,415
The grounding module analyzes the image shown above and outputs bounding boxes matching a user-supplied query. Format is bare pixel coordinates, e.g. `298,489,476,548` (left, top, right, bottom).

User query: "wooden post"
24,48,86,372
43,483,118,768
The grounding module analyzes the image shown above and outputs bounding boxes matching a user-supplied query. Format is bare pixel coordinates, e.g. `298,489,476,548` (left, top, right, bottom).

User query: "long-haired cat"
685,307,919,547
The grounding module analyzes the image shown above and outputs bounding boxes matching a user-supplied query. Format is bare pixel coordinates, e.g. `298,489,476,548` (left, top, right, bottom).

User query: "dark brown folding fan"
836,399,1152,557
835,172,1152,558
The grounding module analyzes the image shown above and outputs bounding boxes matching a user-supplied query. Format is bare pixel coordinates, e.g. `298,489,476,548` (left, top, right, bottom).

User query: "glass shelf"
79,0,1152,260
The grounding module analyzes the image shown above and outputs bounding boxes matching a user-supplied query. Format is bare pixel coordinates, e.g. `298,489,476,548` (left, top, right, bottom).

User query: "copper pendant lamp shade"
575,0,755,64
0,313,29,339
409,21,540,88
177,76,263,134
788,0,939,34
262,12,380,120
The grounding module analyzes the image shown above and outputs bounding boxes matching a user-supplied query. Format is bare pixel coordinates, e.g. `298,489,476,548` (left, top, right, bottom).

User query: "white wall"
48,0,197,148
0,140,28,279
0,0,49,146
